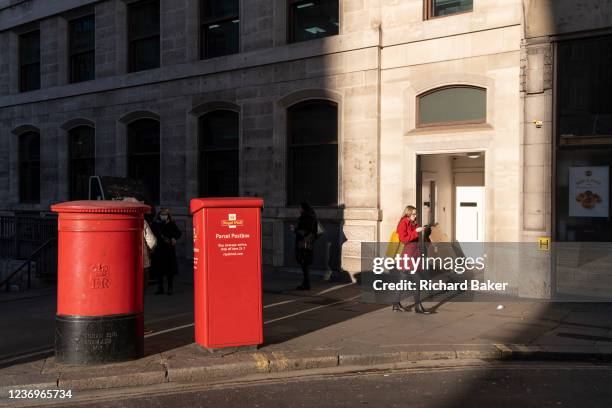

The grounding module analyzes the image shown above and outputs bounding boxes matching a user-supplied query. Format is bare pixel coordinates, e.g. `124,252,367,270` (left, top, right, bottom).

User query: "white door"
455,186,485,258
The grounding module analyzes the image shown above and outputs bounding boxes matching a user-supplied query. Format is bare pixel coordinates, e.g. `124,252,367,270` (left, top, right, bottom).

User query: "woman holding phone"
395,205,431,314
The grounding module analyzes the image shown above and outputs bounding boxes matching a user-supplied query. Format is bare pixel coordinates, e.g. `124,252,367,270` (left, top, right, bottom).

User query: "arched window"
69,126,95,200
417,86,486,127
287,100,338,206
128,119,160,204
198,110,239,197
19,131,40,203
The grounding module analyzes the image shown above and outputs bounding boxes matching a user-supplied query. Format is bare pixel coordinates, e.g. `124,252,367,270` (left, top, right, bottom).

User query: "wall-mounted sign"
569,166,609,218
538,237,550,251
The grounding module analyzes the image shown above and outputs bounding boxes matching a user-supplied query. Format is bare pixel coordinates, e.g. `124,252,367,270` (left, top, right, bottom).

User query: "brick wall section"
40,17,60,88
160,0,190,66
0,119,9,201
0,33,9,95
242,0,274,52
95,0,123,78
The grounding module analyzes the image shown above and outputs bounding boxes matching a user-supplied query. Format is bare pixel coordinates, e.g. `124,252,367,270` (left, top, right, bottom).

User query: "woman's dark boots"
167,277,173,295
415,302,432,314
392,302,410,312
296,265,311,290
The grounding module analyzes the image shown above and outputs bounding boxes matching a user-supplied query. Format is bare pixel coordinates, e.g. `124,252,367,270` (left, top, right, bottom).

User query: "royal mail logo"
91,263,110,289
222,213,244,229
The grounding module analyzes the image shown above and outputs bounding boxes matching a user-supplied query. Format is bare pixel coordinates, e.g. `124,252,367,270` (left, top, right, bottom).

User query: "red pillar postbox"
51,200,150,364
190,198,264,351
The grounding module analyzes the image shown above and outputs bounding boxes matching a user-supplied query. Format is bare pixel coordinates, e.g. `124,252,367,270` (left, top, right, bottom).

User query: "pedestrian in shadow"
395,205,431,314
152,208,182,295
290,202,318,291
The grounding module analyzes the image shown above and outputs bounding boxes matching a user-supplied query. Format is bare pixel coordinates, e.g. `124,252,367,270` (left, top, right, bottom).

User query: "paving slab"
0,359,58,398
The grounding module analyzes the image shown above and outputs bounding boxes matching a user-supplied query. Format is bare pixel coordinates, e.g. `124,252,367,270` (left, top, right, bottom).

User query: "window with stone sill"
287,100,338,206
198,110,240,197
69,15,95,83
19,131,40,203
424,0,473,20
288,0,339,44
19,30,40,92
128,0,160,72
128,119,160,204
69,126,95,200
200,0,240,59
417,86,486,128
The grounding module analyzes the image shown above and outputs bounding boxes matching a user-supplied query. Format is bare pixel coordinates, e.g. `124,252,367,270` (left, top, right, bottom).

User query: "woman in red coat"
394,205,431,314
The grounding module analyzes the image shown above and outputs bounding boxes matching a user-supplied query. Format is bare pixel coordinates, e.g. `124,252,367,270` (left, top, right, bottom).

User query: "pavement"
2,271,612,400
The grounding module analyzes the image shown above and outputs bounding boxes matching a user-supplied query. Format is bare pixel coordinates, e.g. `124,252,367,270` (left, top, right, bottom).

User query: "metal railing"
0,213,57,259
0,237,57,291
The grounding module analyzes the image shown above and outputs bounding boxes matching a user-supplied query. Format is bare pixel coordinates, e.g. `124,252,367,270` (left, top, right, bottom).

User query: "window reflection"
288,0,339,43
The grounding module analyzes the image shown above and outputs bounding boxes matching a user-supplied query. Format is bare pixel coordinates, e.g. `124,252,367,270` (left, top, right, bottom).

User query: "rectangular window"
19,30,40,92
128,119,160,204
69,126,96,200
128,0,160,72
69,15,95,83
199,110,240,196
288,0,339,44
19,132,41,203
557,36,612,139
200,0,239,59
287,101,338,206
425,0,473,19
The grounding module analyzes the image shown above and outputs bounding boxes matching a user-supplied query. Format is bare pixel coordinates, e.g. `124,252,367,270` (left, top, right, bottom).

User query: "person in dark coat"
152,208,182,295
290,202,318,290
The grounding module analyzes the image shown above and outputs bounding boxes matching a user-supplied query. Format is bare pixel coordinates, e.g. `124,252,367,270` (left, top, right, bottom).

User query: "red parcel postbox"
51,200,150,364
190,198,264,350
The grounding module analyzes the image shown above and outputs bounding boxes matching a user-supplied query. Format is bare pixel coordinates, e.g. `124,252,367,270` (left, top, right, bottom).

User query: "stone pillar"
40,17,66,88
161,0,194,66
7,31,19,94
519,39,554,298
339,79,380,280
0,32,10,95
242,0,274,52
95,0,127,78
159,99,188,206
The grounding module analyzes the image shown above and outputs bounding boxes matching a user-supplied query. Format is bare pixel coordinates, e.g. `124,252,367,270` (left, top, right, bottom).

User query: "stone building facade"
0,0,610,294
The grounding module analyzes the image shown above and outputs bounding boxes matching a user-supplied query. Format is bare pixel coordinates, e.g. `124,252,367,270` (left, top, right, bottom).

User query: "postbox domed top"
190,197,264,214
51,200,151,214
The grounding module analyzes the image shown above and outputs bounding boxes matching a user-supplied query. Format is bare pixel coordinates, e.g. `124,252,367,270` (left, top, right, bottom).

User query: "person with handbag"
394,205,431,314
290,202,318,290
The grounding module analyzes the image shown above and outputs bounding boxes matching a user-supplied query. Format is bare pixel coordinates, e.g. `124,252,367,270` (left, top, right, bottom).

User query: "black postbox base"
55,313,143,365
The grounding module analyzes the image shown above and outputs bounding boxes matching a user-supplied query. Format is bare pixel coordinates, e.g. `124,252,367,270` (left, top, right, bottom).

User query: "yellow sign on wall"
538,237,551,251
